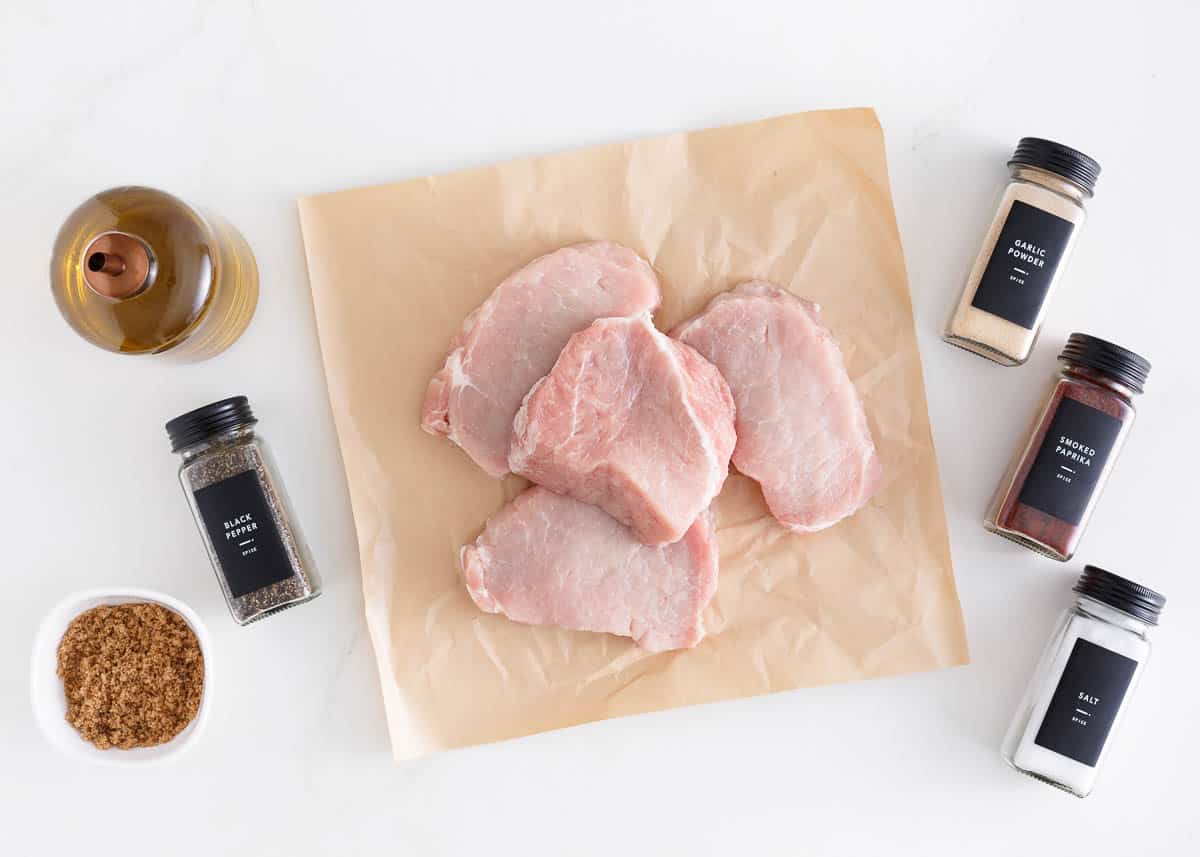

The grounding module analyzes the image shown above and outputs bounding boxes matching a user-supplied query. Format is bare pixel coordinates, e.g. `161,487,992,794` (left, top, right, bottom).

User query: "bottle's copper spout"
87,251,126,276
81,232,152,299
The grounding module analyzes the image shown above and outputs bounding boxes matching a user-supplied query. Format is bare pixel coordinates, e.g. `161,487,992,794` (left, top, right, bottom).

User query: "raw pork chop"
461,487,718,651
509,315,736,545
421,242,661,477
673,281,882,532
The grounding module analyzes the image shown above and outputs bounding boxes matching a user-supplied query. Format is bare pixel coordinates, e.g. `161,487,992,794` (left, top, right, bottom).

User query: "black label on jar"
971,200,1075,329
1034,638,1138,767
1017,397,1123,525
194,470,293,598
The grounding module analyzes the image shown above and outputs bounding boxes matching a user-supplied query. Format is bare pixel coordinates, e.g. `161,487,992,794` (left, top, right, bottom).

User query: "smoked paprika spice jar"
985,334,1150,561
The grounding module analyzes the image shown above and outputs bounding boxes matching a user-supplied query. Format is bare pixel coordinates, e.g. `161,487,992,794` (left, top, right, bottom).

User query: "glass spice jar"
166,396,321,624
944,138,1100,365
985,334,1150,561
1002,565,1165,798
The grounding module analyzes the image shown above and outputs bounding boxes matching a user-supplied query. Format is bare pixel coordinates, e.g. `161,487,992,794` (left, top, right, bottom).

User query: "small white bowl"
31,587,212,765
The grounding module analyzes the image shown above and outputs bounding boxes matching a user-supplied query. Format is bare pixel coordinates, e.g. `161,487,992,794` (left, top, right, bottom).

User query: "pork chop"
509,315,736,545
461,487,718,651
673,281,882,532
421,242,661,477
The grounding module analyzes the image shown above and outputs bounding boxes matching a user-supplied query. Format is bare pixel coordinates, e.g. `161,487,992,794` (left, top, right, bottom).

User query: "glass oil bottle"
51,186,259,360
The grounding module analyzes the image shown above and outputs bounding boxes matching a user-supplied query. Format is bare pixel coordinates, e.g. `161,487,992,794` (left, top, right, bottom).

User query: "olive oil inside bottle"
51,186,258,359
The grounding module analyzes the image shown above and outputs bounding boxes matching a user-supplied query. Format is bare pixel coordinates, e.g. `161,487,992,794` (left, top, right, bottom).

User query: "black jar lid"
1074,565,1166,625
1009,137,1101,197
1060,333,1151,395
166,396,257,452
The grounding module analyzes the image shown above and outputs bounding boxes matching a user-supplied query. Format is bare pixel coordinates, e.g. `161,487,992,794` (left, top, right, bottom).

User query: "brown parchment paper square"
298,107,968,760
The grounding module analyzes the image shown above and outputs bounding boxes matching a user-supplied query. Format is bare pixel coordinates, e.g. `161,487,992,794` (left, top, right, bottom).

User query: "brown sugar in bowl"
31,588,212,765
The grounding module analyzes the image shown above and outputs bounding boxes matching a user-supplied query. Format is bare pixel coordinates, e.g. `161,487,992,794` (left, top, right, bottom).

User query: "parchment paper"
298,107,968,760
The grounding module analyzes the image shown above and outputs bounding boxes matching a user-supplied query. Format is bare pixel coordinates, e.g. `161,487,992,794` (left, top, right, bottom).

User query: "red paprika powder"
985,334,1149,561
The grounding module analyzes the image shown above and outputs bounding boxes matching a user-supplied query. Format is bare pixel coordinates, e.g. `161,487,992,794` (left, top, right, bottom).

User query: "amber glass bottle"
51,186,258,360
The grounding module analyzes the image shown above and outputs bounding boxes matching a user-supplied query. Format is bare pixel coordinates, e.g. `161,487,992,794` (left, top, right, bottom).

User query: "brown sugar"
55,603,204,750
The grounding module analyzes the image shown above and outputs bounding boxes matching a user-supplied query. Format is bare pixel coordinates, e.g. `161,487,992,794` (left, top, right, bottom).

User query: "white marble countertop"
3,2,1198,854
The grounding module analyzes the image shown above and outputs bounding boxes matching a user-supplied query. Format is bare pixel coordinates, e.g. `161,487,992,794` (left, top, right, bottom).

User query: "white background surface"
3,2,1197,853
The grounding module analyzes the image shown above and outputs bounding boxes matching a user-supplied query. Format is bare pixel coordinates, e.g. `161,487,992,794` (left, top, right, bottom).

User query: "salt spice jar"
985,334,1149,561
944,138,1100,365
167,396,321,624
1002,565,1165,797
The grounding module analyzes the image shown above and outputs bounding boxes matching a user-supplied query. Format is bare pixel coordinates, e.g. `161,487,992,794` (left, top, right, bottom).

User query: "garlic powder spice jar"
944,138,1100,365
1002,566,1164,797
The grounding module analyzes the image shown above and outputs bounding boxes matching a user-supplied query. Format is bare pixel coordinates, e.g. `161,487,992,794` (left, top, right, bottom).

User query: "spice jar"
51,186,258,360
1002,565,1165,797
985,334,1149,561
944,138,1099,365
167,397,321,624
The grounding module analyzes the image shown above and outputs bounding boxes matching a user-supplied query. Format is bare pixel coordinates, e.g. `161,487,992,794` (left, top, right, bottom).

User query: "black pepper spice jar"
166,397,321,624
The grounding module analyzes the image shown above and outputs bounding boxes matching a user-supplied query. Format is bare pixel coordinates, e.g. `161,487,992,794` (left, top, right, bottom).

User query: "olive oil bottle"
51,187,258,360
